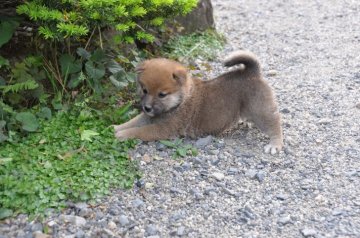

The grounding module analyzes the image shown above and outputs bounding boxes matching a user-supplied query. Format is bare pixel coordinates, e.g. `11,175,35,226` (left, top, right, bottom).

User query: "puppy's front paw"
115,130,129,141
113,124,124,132
264,142,283,155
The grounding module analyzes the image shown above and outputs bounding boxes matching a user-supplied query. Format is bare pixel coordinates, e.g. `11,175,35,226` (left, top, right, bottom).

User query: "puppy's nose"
143,105,152,113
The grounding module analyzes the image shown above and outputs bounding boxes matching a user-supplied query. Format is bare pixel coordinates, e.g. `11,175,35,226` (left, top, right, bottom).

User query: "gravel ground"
1,0,360,237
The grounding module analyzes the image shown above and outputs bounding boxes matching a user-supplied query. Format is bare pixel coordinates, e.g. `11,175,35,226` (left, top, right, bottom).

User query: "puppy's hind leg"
252,110,284,154
114,113,150,132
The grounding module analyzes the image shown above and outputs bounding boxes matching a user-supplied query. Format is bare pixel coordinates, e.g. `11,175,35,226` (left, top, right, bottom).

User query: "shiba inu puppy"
114,51,283,154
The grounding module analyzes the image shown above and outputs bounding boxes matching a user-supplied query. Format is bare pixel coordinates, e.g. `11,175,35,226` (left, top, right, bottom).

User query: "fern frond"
0,80,39,94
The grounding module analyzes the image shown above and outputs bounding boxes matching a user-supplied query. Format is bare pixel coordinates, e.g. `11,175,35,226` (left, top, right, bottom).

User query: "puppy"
114,50,283,154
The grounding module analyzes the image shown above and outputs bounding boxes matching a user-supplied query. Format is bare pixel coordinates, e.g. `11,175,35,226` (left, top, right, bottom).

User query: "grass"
0,105,139,219
163,30,226,62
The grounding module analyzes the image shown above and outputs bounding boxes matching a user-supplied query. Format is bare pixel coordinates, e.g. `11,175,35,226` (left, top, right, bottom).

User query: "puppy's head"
136,58,189,117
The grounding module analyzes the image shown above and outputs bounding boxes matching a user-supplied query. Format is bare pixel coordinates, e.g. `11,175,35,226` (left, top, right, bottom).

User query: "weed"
160,138,198,158
163,30,226,62
0,106,139,219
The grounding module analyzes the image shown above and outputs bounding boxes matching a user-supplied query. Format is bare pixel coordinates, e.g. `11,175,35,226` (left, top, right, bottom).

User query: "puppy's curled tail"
223,50,260,73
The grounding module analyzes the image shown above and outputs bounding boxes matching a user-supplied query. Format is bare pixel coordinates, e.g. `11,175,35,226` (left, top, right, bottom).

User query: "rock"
227,167,238,175
172,0,215,34
177,226,186,236
356,103,360,109
119,215,130,227
195,135,213,148
211,172,225,181
145,224,159,236
108,220,117,230
132,198,144,208
31,223,43,232
317,118,332,125
278,216,292,225
75,230,85,238
267,69,278,76
211,157,220,165
281,108,291,113
78,208,92,218
33,232,51,238
222,187,236,196
59,215,86,227
103,228,115,237
256,171,266,182
245,169,257,179
300,227,317,237
276,194,288,201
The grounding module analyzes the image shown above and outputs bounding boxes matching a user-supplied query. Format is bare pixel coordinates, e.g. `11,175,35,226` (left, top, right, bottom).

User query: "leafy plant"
160,138,198,158
16,0,198,44
0,105,139,217
164,30,226,61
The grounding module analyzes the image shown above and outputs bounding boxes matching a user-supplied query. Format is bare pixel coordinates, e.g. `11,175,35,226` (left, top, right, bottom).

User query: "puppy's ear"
172,67,188,84
135,61,146,74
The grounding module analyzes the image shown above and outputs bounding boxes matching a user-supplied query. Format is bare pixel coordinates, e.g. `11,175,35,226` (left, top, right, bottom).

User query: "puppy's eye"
158,92,167,98
143,89,148,94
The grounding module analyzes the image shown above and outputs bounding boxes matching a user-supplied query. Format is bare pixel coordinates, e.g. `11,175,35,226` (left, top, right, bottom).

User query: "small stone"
59,215,86,227
300,227,317,237
192,157,204,165
222,187,236,196
227,167,238,175
119,215,130,227
142,154,152,163
267,69,278,76
145,224,159,236
156,142,166,151
276,194,288,201
31,223,43,232
108,221,117,230
332,208,344,216
78,208,92,218
75,230,85,238
211,157,220,165
195,136,213,148
245,169,257,179
145,183,154,190
177,226,186,236
33,232,51,238
209,149,219,155
170,187,183,194
212,172,225,181
132,198,144,208
256,171,266,182
356,103,360,109
47,221,56,227
136,179,146,188
74,202,88,210
181,162,191,171
317,118,332,125
278,216,292,225
281,108,290,113
103,228,115,237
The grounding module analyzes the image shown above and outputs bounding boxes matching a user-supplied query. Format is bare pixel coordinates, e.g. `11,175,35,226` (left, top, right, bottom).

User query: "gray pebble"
177,226,186,236
132,198,145,208
145,224,159,236
300,227,317,237
59,215,86,227
256,171,266,182
119,215,130,226
31,223,43,232
212,172,225,181
195,136,213,148
278,216,292,225
75,230,85,238
227,167,238,175
245,169,258,179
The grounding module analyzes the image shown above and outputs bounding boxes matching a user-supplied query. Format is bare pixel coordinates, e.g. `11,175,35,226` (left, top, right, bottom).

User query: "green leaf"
109,73,128,89
90,49,106,62
15,112,39,132
0,208,13,220
0,55,9,68
85,61,105,81
176,148,187,157
37,107,52,120
67,71,85,89
107,60,124,74
0,20,19,47
159,140,176,148
76,48,91,60
59,54,82,77
81,129,99,141
0,157,13,164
